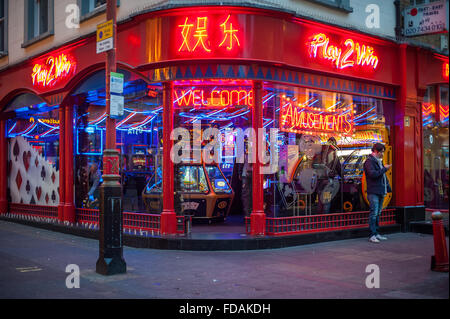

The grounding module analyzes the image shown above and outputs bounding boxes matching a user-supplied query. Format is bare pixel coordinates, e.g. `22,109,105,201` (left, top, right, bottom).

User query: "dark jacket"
364,154,392,195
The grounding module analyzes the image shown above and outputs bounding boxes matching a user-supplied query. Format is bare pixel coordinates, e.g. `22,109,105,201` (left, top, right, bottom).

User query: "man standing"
364,143,392,243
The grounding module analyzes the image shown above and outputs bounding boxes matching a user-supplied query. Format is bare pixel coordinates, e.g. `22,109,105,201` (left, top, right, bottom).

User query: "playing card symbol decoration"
45,193,49,204
30,195,36,205
41,166,46,181
51,172,56,184
13,140,20,161
26,180,31,194
35,186,42,201
51,190,56,203
15,170,23,190
35,157,39,167
23,151,31,172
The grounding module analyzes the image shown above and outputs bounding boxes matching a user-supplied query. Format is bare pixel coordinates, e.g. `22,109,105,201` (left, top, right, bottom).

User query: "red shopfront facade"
0,6,448,236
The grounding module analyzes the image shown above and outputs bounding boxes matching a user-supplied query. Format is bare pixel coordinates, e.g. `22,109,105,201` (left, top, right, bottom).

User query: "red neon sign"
31,53,76,88
444,62,449,80
174,88,253,108
177,15,241,54
280,97,354,136
307,33,379,70
439,104,449,121
422,103,436,116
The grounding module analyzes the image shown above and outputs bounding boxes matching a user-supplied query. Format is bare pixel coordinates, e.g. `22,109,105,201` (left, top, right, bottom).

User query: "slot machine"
142,162,235,222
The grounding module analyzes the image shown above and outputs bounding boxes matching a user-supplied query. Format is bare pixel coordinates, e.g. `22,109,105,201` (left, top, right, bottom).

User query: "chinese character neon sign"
31,53,76,88
219,15,240,51
307,33,379,70
177,15,241,54
175,88,253,108
280,97,354,136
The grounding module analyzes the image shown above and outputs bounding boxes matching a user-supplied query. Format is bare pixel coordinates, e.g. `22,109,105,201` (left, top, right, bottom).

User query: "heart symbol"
35,186,42,201
23,151,30,171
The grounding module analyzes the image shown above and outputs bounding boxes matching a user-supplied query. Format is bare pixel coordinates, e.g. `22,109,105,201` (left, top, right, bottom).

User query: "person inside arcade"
364,143,392,243
87,162,102,205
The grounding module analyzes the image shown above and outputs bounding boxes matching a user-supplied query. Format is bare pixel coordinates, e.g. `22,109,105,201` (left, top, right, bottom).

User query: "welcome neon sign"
175,88,253,108
177,14,241,54
280,97,354,136
31,53,76,88
307,33,379,70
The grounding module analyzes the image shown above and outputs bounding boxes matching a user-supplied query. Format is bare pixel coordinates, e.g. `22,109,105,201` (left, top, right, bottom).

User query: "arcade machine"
122,144,155,211
275,133,336,216
142,162,235,222
338,123,393,211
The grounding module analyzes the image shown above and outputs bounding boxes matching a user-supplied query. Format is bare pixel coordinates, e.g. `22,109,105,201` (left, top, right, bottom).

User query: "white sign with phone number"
403,1,448,36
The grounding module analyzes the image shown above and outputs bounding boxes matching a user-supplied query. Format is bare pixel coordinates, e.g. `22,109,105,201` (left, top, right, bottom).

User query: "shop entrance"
143,80,253,228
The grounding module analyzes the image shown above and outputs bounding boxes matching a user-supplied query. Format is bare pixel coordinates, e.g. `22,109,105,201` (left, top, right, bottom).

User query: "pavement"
0,219,448,300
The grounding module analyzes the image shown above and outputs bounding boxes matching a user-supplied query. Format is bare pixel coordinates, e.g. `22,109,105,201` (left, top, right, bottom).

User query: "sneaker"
376,234,387,241
369,235,380,243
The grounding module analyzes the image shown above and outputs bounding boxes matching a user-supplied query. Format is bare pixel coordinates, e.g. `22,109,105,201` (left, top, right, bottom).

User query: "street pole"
96,0,126,275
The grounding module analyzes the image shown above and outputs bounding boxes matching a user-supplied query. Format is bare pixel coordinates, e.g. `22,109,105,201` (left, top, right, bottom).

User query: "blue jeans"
368,193,385,237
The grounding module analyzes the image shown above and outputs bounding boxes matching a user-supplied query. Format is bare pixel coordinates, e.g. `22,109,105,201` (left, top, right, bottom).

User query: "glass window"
80,0,106,16
423,85,449,210
172,79,253,216
79,0,119,20
6,102,60,206
307,0,352,12
0,0,6,54
262,83,393,216
72,71,163,211
25,0,53,43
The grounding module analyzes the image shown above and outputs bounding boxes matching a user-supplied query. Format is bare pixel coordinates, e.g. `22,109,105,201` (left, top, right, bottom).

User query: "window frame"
78,0,120,23
0,0,7,57
304,0,353,13
22,0,54,48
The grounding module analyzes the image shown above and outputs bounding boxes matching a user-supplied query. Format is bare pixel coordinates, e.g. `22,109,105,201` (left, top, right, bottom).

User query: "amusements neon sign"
31,53,76,88
280,97,354,136
177,15,241,54
307,33,379,70
175,88,253,108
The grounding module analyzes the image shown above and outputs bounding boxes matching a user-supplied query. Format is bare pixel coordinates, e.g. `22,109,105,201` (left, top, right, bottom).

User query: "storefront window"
423,85,449,209
170,79,252,219
5,100,60,206
262,83,393,216
72,70,163,211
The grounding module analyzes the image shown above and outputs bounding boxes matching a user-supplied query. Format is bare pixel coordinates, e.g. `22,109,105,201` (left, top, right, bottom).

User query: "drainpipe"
394,0,403,39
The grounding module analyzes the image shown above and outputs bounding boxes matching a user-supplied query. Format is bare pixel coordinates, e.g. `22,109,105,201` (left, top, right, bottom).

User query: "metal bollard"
185,215,192,235
431,212,449,272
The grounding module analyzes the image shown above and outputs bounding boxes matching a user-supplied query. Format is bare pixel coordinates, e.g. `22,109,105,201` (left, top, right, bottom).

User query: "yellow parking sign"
97,20,113,42
97,20,114,53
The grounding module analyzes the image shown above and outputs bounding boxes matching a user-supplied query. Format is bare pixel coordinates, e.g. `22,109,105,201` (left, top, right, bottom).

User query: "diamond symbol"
15,170,22,190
